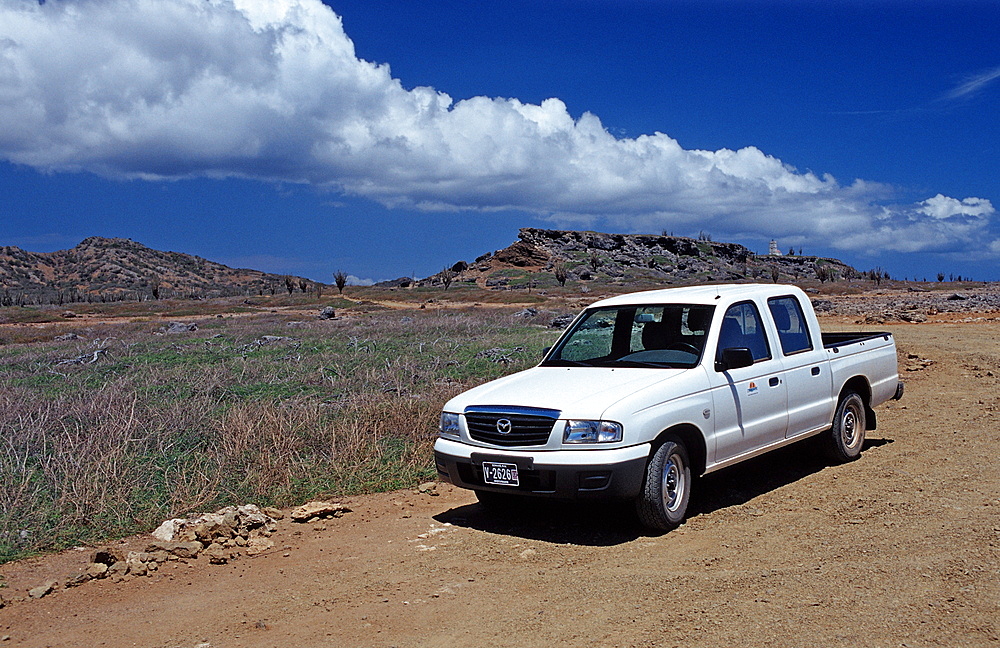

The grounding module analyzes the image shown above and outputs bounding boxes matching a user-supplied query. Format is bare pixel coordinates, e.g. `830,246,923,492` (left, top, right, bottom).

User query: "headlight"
439,412,461,437
563,420,623,444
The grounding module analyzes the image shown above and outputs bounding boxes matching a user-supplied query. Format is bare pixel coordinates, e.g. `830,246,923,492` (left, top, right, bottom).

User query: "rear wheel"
636,440,691,531
823,391,866,462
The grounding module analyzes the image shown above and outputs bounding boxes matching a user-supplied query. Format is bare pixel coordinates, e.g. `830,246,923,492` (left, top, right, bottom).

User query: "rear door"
767,295,835,438
708,300,788,461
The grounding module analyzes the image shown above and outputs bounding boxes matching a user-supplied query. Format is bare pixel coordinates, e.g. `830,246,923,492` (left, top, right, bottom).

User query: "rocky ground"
1,311,999,648
811,283,1000,323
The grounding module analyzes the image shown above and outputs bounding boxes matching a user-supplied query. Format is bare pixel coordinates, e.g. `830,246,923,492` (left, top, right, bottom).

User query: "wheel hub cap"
843,410,857,445
662,460,682,510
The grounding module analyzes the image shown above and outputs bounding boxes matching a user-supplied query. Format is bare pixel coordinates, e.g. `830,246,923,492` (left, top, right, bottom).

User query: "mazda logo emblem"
496,418,512,434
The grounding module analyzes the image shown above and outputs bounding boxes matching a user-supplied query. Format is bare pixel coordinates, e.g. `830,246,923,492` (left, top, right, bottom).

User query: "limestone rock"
204,543,228,565
289,501,351,522
899,311,928,323
550,314,575,329
85,562,109,579
261,506,284,520
64,570,92,588
125,552,148,577
162,321,197,333
245,537,275,556
146,540,203,559
150,505,278,549
28,581,58,600
108,561,128,578
318,306,336,319
190,518,234,543
90,546,125,566
235,504,275,534
151,518,185,542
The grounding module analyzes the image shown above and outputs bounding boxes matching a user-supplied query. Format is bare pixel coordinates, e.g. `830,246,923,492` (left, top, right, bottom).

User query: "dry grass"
0,306,562,562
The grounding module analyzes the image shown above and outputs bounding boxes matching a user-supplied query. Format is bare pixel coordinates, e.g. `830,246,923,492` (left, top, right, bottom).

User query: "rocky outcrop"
0,237,316,303
492,240,551,267
417,228,858,289
518,228,752,264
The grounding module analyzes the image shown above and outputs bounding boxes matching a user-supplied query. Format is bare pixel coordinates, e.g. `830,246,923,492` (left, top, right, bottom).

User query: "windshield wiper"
543,359,594,367
610,360,687,369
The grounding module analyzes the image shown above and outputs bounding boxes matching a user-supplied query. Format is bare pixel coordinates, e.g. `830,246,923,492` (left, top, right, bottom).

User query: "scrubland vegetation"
0,302,559,563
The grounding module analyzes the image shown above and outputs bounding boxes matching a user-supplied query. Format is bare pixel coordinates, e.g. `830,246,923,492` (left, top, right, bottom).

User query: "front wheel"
636,439,691,531
823,391,866,462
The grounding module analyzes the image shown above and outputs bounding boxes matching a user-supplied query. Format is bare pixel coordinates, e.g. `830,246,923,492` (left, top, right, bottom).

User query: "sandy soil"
1,319,998,648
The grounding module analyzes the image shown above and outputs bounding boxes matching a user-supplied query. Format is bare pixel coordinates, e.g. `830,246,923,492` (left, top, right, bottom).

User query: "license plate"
482,462,519,487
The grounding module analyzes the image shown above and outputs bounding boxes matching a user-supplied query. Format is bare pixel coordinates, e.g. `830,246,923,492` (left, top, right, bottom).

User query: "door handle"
811,366,821,376
769,377,780,387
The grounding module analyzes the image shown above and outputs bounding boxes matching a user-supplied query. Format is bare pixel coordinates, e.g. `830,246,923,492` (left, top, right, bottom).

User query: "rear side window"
767,296,813,355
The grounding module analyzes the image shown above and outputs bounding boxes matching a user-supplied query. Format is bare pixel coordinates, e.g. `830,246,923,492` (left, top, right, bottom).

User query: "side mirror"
542,346,552,358
719,347,754,371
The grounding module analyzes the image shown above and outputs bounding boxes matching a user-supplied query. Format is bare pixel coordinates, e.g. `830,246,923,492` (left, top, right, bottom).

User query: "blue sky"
1,0,998,283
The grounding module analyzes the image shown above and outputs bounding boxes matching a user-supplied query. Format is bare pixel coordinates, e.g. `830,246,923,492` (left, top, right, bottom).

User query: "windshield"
542,304,715,369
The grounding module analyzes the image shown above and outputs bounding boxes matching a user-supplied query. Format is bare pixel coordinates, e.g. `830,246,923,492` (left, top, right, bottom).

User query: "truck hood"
444,366,687,420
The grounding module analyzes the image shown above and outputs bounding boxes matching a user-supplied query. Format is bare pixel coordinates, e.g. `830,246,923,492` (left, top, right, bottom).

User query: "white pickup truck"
435,284,903,530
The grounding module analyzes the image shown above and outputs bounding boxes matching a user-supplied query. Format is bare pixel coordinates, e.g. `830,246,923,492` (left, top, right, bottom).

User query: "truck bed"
822,331,893,349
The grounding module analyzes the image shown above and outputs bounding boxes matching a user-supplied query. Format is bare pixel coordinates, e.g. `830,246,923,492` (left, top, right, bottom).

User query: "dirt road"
1,320,998,648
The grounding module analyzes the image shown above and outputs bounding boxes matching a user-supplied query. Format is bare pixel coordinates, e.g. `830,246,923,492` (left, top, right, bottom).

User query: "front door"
708,301,788,461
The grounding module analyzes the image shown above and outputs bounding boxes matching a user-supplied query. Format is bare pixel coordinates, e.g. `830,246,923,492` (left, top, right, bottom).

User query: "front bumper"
433,437,650,500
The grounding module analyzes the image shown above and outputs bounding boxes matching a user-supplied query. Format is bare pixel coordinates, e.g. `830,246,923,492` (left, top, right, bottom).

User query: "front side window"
544,304,714,369
715,301,771,367
767,296,813,355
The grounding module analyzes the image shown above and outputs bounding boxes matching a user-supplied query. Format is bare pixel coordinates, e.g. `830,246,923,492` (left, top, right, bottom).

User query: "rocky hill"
0,237,312,304
404,227,860,290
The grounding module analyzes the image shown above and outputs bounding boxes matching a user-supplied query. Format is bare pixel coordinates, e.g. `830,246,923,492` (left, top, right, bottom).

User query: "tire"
824,391,866,462
635,439,691,531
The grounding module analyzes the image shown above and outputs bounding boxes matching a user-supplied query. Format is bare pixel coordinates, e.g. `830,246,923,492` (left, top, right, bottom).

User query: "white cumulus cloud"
918,194,994,220
346,274,374,287
0,0,996,256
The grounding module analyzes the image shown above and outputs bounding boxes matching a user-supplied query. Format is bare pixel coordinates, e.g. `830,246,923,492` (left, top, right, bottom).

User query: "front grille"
465,409,558,447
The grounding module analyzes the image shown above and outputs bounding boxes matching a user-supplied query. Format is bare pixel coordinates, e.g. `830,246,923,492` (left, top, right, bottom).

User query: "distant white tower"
769,240,782,256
